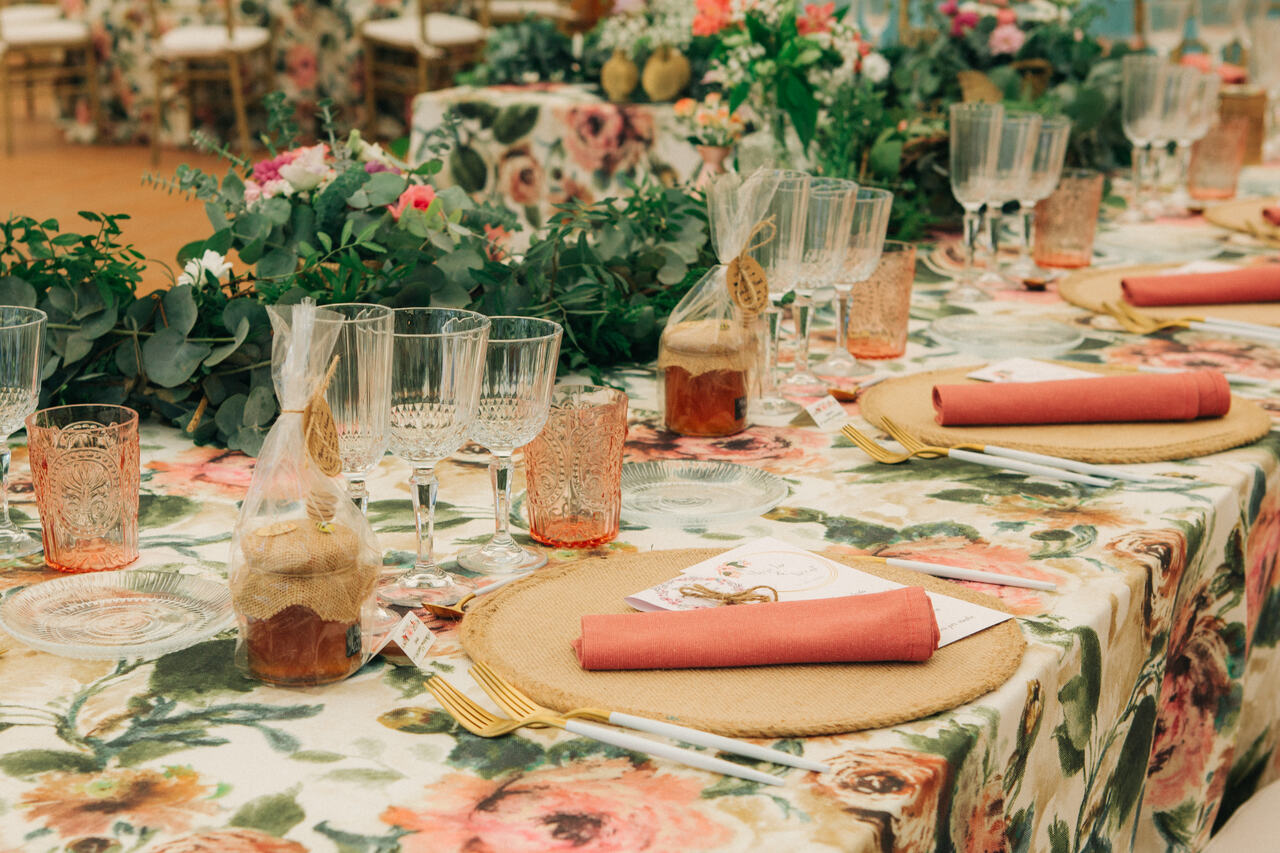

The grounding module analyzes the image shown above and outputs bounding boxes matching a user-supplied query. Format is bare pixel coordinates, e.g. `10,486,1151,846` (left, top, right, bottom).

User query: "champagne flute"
0,306,45,558
1120,55,1166,222
379,308,490,607
779,177,857,399
1196,0,1246,62
457,317,563,575
747,170,809,425
948,102,1003,303
820,187,893,379
856,0,893,45
981,111,1041,286
322,303,392,514
1011,116,1071,282
1143,0,1192,55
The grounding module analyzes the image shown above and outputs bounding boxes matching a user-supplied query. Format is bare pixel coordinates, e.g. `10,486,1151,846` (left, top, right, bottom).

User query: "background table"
2,214,1280,852
409,84,701,245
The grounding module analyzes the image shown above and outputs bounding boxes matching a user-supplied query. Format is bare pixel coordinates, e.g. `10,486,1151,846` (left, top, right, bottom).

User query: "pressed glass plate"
0,570,234,659
928,314,1084,360
620,460,789,528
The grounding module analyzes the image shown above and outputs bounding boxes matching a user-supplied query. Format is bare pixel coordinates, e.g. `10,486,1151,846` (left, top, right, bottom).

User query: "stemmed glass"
1150,64,1195,204
0,307,45,558
980,111,1042,286
1010,116,1071,282
748,170,809,425
1195,0,1247,62
820,187,893,379
1143,0,1192,55
779,177,857,399
456,317,563,575
322,303,392,514
1170,68,1220,210
948,102,1003,303
1121,55,1166,222
1252,18,1280,158
379,308,490,607
856,0,893,45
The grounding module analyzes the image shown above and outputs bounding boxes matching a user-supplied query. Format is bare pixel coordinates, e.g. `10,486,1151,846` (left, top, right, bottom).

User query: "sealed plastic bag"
230,300,381,686
657,170,780,436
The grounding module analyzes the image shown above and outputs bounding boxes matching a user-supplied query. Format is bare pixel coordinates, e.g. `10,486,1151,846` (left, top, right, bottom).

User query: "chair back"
0,0,62,42
145,0,239,40
413,0,490,42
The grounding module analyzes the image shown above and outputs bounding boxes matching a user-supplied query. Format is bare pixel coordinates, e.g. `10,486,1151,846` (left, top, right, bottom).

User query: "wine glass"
820,187,893,380
1011,116,1071,282
378,308,490,607
1196,0,1246,62
456,317,563,575
981,111,1042,286
856,0,893,45
1121,55,1166,222
1144,0,1192,55
1252,18,1280,158
948,102,1003,303
747,170,809,425
1150,64,1195,205
779,177,857,399
1170,68,1220,211
321,303,392,514
0,306,45,559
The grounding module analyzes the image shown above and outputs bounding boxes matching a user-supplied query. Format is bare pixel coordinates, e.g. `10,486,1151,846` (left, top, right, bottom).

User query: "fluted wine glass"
0,306,44,558
780,177,857,398
1170,68,1220,211
1011,116,1071,281
748,170,809,425
856,0,893,45
1143,0,1192,55
457,317,563,574
1121,54,1166,222
322,303,392,514
379,308,490,607
1196,0,1247,62
948,102,1003,302
981,111,1041,286
821,187,892,379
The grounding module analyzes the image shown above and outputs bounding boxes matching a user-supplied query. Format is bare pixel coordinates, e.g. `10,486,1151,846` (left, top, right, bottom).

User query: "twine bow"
726,215,776,316
677,583,780,606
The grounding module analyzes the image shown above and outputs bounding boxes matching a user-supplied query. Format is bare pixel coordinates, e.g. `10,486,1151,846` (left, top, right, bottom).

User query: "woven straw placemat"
1058,262,1280,325
1203,196,1280,246
859,363,1271,464
459,549,1025,737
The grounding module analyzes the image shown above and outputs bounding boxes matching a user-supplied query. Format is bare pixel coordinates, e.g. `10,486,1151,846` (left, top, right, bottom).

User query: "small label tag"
382,612,436,668
966,358,1097,384
804,395,848,431
344,623,361,658
734,396,747,421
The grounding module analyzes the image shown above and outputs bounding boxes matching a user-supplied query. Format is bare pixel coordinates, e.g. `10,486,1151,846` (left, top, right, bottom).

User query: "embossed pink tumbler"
26,405,140,572
525,385,628,549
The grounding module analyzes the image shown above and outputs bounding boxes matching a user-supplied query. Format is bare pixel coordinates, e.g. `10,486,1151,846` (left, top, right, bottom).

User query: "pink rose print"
873,536,1054,615
1246,487,1280,645
146,446,255,498
963,775,1007,852
21,766,217,839
811,748,950,853
559,105,654,177
626,423,831,476
382,759,733,852
286,44,318,92
498,145,545,207
151,828,307,853
1105,336,1280,380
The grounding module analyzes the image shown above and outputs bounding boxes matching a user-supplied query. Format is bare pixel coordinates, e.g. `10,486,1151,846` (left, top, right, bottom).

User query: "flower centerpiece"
674,92,746,186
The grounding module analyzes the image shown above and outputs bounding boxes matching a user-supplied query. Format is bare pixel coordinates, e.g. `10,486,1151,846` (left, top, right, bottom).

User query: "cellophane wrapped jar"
229,300,381,687
658,170,781,436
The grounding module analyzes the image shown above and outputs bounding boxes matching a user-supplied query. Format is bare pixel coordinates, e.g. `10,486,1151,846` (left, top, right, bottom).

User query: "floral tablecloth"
3,215,1280,852
408,84,702,243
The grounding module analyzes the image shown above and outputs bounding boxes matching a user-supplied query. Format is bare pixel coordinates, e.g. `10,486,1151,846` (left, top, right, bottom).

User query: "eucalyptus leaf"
162,285,199,336
0,276,36,307
363,171,408,207
204,317,251,368
79,303,118,340
143,327,213,388
215,393,248,436
243,384,276,427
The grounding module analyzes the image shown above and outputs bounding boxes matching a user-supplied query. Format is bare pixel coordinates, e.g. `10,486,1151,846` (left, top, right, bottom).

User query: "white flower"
861,52,890,84
278,143,334,192
177,250,232,288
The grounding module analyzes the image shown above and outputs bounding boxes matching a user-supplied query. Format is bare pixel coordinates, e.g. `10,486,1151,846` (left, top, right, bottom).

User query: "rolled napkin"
932,370,1231,427
1263,206,1280,227
1121,265,1280,306
573,587,939,671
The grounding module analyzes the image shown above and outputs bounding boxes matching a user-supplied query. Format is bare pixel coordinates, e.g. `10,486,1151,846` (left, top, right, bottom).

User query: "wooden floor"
1,107,226,294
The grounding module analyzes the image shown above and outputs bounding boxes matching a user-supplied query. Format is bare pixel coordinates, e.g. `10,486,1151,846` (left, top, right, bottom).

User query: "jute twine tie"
676,583,779,606
282,355,343,482
726,216,776,316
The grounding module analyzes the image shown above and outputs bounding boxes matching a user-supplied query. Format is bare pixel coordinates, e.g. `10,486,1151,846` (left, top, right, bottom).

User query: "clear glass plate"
1093,225,1223,266
928,314,1084,360
0,570,233,659
621,460,789,528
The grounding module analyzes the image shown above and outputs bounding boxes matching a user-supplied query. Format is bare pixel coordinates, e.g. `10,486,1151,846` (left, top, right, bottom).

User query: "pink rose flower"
285,44,317,92
389,184,438,221
497,145,545,207
989,22,1025,55
810,749,950,853
146,446,256,499
692,0,732,37
951,10,980,37
938,0,959,16
559,105,652,176
251,149,298,184
382,759,733,852
797,2,835,36
996,8,1017,25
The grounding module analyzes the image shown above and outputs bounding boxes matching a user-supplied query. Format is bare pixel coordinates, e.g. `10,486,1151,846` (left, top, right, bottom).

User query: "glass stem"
1017,201,1034,270
1131,144,1145,211
791,295,812,375
489,452,516,548
962,208,982,282
1175,141,1191,195
834,289,850,351
347,476,369,515
761,307,783,397
410,465,438,570
0,443,14,528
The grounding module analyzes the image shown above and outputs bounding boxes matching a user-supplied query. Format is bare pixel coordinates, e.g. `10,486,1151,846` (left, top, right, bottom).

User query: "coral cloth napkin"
572,587,940,671
1263,206,1280,227
932,371,1231,427
1121,265,1280,306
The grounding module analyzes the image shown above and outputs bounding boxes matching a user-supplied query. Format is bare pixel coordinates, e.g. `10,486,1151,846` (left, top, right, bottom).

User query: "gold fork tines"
471,662,610,724
840,423,945,464
880,416,985,455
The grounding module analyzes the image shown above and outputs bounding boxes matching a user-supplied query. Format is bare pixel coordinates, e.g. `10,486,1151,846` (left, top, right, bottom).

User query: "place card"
804,395,848,431
967,358,1097,384
625,537,1012,647
373,611,437,668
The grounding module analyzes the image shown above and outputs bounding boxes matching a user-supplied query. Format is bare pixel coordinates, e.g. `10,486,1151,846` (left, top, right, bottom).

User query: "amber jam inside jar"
244,604,361,687
659,319,753,437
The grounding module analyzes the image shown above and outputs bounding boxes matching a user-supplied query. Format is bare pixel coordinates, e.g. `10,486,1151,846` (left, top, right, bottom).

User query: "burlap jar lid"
858,363,1271,465
1203,196,1280,245
1058,262,1280,326
234,521,375,623
459,549,1026,737
658,318,755,375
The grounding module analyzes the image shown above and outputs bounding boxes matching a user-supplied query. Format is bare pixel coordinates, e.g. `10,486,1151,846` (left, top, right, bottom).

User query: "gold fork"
840,423,945,463
425,676,783,785
469,662,828,771
1099,301,1183,334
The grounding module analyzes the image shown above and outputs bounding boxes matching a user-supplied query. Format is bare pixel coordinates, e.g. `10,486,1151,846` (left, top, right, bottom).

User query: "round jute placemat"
1203,196,1280,246
1058,262,1280,326
459,549,1025,737
859,363,1271,464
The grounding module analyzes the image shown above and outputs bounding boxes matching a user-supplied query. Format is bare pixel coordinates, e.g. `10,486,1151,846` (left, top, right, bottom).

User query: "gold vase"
601,49,639,103
641,46,690,103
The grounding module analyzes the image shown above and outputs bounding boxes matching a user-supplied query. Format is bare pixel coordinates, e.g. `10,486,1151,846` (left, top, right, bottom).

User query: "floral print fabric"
2,221,1280,851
